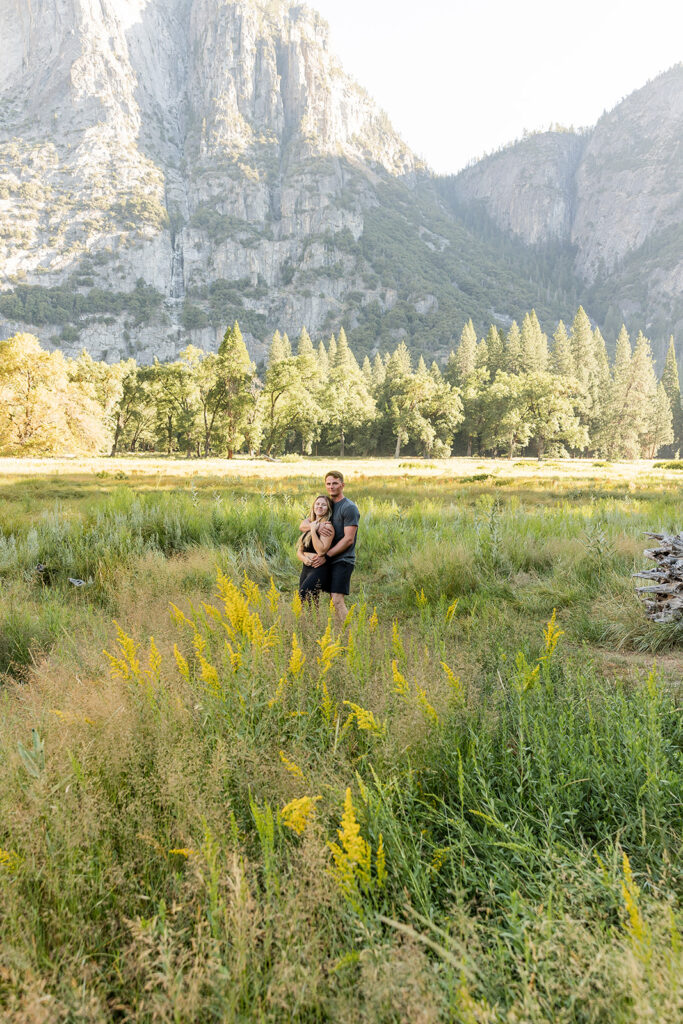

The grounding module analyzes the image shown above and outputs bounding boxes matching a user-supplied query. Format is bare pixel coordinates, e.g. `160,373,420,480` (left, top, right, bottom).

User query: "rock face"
0,0,419,361
0,2,680,363
572,66,683,282
449,65,683,346
452,132,586,246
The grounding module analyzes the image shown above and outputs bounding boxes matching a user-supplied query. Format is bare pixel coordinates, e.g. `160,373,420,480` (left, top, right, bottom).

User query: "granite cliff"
0,1,680,363
448,65,683,350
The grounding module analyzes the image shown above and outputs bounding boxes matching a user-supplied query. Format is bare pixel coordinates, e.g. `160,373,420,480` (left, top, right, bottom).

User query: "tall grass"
0,470,681,1021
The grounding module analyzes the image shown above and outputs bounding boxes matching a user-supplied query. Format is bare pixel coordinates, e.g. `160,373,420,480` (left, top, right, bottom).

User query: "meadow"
0,457,681,1023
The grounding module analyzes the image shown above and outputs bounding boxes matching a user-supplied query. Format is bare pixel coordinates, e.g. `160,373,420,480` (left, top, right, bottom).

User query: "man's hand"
308,553,326,568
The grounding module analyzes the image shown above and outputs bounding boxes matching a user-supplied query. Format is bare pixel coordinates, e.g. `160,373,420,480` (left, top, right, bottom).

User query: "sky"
309,0,682,174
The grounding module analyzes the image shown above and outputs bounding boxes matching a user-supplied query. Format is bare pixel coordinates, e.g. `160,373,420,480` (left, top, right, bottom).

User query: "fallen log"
635,531,683,624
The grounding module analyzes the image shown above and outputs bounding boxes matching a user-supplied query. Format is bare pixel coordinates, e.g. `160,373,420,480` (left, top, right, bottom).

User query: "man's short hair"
325,470,344,483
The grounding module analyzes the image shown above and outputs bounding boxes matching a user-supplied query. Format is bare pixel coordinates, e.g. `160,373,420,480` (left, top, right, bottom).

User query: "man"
300,470,360,622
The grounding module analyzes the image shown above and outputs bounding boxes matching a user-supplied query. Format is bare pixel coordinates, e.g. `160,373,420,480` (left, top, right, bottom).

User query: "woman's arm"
296,546,312,565
311,522,334,555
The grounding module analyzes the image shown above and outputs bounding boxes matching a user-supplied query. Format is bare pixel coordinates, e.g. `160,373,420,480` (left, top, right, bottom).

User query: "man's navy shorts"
325,560,355,596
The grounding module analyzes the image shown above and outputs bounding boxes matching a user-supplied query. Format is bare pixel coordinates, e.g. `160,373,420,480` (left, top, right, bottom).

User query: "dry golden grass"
1,454,681,485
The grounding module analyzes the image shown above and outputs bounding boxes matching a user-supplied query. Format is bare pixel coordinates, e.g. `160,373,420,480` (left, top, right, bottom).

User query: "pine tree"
569,306,595,384
641,383,673,458
660,336,683,454
505,321,523,374
568,307,605,451
451,320,477,383
596,326,637,458
485,324,506,378
322,329,375,455
380,343,461,457
593,328,610,392
629,331,660,458
215,321,257,457
551,321,573,377
317,341,329,377
372,352,386,390
519,310,548,373
326,333,338,367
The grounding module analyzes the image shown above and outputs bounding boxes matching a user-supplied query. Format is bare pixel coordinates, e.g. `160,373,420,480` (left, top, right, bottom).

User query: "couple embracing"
296,470,360,622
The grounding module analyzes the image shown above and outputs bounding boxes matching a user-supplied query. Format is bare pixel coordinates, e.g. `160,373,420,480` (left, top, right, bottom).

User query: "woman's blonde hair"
297,494,333,553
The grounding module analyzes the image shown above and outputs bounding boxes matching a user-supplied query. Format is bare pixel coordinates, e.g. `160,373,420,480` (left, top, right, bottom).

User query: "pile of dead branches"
634,532,683,623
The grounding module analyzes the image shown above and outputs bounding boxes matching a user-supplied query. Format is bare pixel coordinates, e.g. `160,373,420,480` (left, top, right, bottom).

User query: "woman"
297,494,334,603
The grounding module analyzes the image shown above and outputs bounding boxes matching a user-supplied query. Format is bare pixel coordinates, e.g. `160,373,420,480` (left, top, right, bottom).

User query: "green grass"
0,466,681,1022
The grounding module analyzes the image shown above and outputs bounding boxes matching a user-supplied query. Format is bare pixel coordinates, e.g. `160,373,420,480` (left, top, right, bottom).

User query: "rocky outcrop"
0,2,680,363
0,0,419,361
451,131,586,246
447,65,683,347
572,65,683,281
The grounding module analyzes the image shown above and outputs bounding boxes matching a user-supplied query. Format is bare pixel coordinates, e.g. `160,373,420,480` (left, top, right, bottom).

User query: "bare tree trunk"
394,435,401,458
110,415,123,456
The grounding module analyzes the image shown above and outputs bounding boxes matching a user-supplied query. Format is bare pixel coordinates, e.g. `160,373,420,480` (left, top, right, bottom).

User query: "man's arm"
326,525,357,560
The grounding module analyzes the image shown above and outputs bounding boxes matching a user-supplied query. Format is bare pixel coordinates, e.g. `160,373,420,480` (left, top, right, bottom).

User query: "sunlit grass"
0,462,681,1021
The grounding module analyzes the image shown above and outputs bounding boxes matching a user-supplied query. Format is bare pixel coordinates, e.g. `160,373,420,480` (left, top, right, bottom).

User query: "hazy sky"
310,0,681,174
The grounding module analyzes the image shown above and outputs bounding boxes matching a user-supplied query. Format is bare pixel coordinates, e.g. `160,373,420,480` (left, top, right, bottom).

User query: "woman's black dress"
299,532,330,602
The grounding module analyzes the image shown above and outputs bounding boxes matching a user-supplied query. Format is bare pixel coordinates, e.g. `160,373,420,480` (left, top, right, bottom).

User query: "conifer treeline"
1,308,681,459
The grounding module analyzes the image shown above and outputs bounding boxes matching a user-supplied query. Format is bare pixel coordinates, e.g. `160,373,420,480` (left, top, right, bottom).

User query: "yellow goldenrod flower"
514,651,540,693
391,659,410,697
145,637,162,685
288,633,306,677
279,750,304,779
415,684,439,725
169,603,195,629
280,795,321,835
318,619,342,673
343,701,384,735
291,592,302,620
328,788,371,890
415,588,427,608
242,573,261,608
268,675,288,707
224,641,242,671
441,661,464,704
202,603,223,626
430,846,449,873
342,603,357,630
199,655,221,695
0,848,20,872
542,608,564,658
368,607,378,632
621,852,651,961
48,709,95,726
173,644,190,681
103,622,141,682
391,620,405,660
445,598,459,624
267,576,280,613
169,848,196,858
